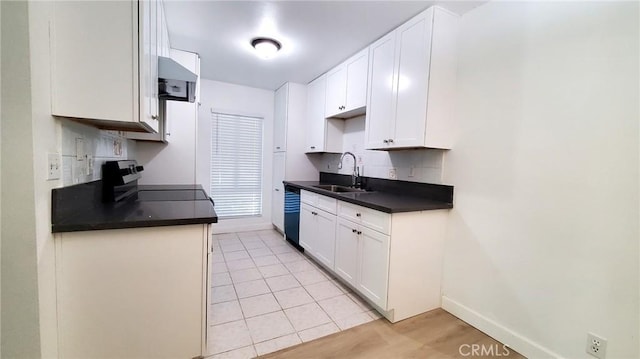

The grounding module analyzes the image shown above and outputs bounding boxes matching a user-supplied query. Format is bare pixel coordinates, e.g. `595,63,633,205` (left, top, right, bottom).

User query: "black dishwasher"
283,184,303,252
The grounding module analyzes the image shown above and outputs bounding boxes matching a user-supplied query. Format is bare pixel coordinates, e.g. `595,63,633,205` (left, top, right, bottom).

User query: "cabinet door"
299,203,316,253
272,152,286,231
313,209,337,270
365,32,396,149
305,76,327,153
273,84,288,152
140,0,160,133
56,225,206,358
324,66,346,118
358,227,390,309
50,1,140,127
334,219,359,287
344,49,369,113
391,9,433,148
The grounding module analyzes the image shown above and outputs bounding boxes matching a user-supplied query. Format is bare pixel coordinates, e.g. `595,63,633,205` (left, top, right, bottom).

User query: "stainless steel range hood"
158,56,197,103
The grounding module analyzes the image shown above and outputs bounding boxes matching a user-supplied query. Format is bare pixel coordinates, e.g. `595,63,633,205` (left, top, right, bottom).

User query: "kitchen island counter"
51,182,217,233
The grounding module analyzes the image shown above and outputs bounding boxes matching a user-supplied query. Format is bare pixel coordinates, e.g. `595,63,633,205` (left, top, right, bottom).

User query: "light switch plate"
47,153,61,180
75,138,85,160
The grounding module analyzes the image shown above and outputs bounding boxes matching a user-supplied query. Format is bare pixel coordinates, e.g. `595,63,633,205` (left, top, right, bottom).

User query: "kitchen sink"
312,184,369,193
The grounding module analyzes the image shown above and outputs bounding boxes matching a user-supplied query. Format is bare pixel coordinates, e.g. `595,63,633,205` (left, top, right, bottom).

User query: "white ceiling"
164,1,486,90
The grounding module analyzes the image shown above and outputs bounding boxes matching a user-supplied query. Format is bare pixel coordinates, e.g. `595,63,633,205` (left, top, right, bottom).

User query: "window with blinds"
210,111,263,218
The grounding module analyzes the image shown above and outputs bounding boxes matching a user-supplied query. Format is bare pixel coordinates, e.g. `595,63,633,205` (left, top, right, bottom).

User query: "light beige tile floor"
206,229,380,358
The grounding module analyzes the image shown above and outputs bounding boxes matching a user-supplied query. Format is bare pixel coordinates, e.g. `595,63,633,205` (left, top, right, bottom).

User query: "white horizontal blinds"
211,111,264,218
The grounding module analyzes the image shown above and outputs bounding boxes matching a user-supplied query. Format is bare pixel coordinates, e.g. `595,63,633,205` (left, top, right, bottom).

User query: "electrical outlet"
586,333,607,359
113,139,123,156
47,153,61,180
388,168,397,180
86,154,94,176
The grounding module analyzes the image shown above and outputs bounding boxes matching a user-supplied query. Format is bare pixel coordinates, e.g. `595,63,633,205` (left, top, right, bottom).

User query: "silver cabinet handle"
388,139,394,143
383,140,389,144
310,146,316,149
276,146,281,149
357,231,362,235
356,213,361,217
275,188,280,191
151,115,158,120
352,229,357,233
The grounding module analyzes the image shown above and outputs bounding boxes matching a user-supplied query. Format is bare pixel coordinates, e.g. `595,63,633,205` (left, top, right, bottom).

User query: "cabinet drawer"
338,201,390,235
301,190,316,206
316,194,337,214
301,190,337,214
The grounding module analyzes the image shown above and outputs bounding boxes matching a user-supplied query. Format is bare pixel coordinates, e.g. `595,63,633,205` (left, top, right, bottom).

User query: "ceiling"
164,1,486,90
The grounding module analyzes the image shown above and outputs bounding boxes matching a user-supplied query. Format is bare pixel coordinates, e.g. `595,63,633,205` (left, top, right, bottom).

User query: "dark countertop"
52,182,217,233
284,174,453,213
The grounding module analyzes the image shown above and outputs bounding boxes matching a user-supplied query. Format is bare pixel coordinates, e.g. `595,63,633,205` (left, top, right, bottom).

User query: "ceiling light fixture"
251,37,282,60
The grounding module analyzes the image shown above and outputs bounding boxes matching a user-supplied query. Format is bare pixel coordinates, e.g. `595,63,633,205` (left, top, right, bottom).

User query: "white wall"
0,0,3,352
442,2,639,358
1,2,139,357
198,79,275,233
60,122,136,186
137,49,199,185
317,115,446,183
1,1,42,357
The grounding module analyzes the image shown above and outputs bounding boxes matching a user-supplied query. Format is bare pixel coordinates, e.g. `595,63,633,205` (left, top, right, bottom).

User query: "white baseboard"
211,222,275,234
442,296,563,359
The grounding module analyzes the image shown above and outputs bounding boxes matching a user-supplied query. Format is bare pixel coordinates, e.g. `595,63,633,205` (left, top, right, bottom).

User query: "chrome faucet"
338,152,359,187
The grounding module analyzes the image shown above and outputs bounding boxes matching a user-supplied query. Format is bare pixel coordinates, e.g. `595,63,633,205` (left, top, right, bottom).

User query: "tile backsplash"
61,121,136,186
318,115,446,184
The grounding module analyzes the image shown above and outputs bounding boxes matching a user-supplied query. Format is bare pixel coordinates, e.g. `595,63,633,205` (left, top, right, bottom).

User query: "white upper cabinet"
50,0,163,133
273,85,288,152
365,7,458,150
365,32,397,150
140,0,160,133
305,75,343,153
324,48,369,119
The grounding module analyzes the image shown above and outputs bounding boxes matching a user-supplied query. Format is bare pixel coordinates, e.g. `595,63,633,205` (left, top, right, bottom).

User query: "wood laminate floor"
260,308,525,359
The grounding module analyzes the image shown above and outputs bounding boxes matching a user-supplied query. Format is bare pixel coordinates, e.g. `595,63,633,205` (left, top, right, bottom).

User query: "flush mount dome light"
251,37,282,59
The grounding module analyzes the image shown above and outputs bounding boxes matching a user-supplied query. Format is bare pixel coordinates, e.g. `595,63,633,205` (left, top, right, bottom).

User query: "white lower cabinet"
357,226,390,309
335,218,389,310
302,191,449,323
55,224,211,358
300,203,336,269
335,219,359,287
